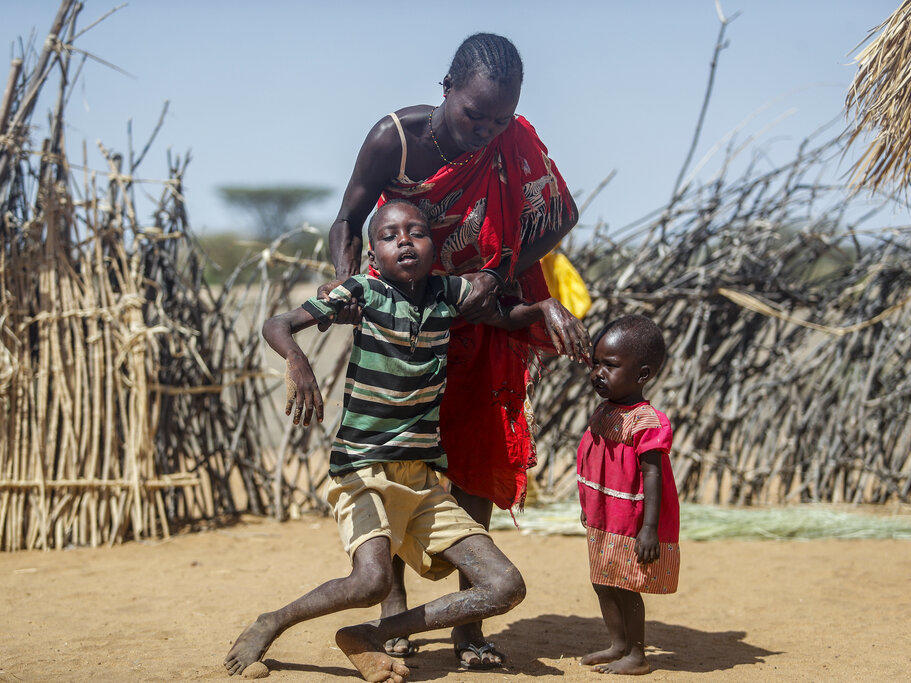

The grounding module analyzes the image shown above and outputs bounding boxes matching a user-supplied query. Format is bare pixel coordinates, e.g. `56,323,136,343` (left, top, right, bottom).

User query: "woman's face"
443,73,520,153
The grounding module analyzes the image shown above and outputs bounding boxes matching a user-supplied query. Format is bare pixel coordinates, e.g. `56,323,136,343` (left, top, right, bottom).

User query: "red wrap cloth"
377,115,573,509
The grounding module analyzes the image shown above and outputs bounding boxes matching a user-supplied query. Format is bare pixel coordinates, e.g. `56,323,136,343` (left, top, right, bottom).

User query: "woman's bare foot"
383,636,414,657
380,589,413,656
593,651,650,675
581,644,626,666
336,624,410,682
224,613,283,676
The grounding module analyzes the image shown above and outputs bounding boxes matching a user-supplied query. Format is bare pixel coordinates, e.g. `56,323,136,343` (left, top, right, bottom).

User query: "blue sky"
2,1,899,234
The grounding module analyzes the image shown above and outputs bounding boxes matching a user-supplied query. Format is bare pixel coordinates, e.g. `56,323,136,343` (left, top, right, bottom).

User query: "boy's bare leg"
224,536,408,681
381,556,412,655
377,486,502,667
593,588,650,675
450,486,504,667
582,584,627,665
336,533,525,680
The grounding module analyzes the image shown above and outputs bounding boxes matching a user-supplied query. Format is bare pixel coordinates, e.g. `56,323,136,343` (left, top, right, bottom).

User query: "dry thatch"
530,126,911,506
846,1,911,192
0,1,344,550
2,2,909,555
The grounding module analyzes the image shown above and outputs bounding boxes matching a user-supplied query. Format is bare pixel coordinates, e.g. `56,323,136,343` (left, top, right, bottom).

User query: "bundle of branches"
847,0,911,193
0,1,340,550
531,127,911,505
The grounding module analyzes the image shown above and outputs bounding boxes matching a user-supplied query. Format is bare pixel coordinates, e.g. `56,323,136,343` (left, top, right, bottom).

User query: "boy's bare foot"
224,614,283,676
581,644,626,665
593,651,650,675
336,624,410,682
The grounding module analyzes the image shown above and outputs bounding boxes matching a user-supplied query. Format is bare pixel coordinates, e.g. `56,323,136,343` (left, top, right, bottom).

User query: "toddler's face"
589,332,644,402
368,204,435,284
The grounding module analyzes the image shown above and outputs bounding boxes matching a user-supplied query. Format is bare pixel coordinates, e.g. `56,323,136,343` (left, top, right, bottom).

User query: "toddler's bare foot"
581,644,626,665
593,651,650,675
224,613,282,676
336,624,410,682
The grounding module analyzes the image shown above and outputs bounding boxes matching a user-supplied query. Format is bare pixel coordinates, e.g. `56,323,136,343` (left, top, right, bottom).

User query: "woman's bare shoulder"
391,104,434,134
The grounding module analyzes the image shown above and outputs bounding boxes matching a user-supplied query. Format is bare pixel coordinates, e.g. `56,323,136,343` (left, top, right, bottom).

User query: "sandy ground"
1,516,909,682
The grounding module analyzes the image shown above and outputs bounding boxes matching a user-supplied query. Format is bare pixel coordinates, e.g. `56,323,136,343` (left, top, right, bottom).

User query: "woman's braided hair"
447,33,523,88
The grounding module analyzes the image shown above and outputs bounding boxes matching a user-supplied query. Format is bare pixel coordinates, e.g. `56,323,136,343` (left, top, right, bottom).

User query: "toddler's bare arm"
635,450,662,564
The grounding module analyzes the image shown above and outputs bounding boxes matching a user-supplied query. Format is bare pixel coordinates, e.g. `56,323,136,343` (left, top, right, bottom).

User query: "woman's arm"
484,298,590,363
328,117,401,279
262,308,324,426
491,192,580,282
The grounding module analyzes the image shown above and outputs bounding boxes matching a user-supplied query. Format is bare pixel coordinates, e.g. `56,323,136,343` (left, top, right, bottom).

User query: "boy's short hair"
366,199,428,247
593,314,667,374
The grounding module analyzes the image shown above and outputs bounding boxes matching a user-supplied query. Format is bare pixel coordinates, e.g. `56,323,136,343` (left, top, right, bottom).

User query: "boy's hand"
285,354,324,426
635,525,659,564
316,279,362,331
580,510,587,529
539,299,591,364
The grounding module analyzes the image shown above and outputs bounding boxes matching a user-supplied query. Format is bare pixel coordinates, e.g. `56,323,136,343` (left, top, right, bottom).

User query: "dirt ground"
1,516,908,681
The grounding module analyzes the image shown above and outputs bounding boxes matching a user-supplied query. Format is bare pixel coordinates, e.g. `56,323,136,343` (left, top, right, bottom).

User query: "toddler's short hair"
593,314,667,373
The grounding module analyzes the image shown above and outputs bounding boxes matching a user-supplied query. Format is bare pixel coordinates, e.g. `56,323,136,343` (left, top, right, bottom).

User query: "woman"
320,33,590,669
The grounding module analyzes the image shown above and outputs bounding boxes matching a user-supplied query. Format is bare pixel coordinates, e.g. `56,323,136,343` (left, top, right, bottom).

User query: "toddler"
577,315,679,675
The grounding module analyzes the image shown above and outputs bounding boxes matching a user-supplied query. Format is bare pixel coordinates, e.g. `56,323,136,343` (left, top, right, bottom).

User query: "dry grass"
0,1,342,550
846,0,911,193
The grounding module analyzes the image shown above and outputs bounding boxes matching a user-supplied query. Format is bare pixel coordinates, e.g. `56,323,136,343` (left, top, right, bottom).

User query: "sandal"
384,637,417,658
454,641,505,670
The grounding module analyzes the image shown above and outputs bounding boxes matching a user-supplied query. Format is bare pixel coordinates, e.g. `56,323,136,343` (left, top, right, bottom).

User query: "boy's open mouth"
398,250,418,263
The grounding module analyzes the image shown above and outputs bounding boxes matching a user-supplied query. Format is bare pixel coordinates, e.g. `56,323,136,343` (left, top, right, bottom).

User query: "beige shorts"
325,460,489,580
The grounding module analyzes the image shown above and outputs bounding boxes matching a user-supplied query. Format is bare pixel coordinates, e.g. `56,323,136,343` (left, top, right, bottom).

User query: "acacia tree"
217,185,331,240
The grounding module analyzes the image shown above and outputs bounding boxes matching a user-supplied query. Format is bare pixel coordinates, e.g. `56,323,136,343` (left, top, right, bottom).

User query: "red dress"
379,115,573,510
577,400,680,593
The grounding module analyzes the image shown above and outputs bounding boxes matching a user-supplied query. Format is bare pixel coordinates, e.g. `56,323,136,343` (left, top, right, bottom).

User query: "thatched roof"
846,1,911,193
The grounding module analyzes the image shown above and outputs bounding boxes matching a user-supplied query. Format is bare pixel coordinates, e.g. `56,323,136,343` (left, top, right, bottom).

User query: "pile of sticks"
531,126,911,505
0,1,339,550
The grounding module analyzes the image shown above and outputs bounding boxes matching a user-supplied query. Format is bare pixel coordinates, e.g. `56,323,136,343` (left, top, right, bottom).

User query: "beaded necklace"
428,107,476,168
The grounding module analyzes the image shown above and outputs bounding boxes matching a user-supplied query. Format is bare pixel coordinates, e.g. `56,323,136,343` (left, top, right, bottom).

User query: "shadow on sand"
263,616,779,679
490,614,781,675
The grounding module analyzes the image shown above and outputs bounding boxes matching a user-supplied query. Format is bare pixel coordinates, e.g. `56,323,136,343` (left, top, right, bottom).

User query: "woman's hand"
459,271,500,323
635,525,660,564
285,353,324,426
539,298,591,364
580,510,587,529
316,279,363,331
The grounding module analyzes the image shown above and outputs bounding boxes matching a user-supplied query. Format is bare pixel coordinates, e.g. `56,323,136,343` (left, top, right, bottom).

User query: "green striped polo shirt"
302,273,472,476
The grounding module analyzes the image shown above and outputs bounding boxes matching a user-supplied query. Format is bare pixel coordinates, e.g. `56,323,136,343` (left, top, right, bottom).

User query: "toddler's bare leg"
224,536,407,681
582,584,627,665
336,534,524,679
593,588,650,675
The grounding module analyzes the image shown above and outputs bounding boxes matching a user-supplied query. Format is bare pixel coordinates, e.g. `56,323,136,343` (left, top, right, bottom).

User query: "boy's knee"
487,563,525,613
347,566,393,607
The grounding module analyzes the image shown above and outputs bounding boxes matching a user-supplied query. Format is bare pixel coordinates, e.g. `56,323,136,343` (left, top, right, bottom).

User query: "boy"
224,199,555,681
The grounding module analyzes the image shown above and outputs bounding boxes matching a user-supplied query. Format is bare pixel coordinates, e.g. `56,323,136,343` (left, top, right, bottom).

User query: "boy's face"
367,204,435,284
589,331,649,402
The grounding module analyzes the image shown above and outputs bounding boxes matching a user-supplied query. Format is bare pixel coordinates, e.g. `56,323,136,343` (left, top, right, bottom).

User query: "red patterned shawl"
378,115,572,509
